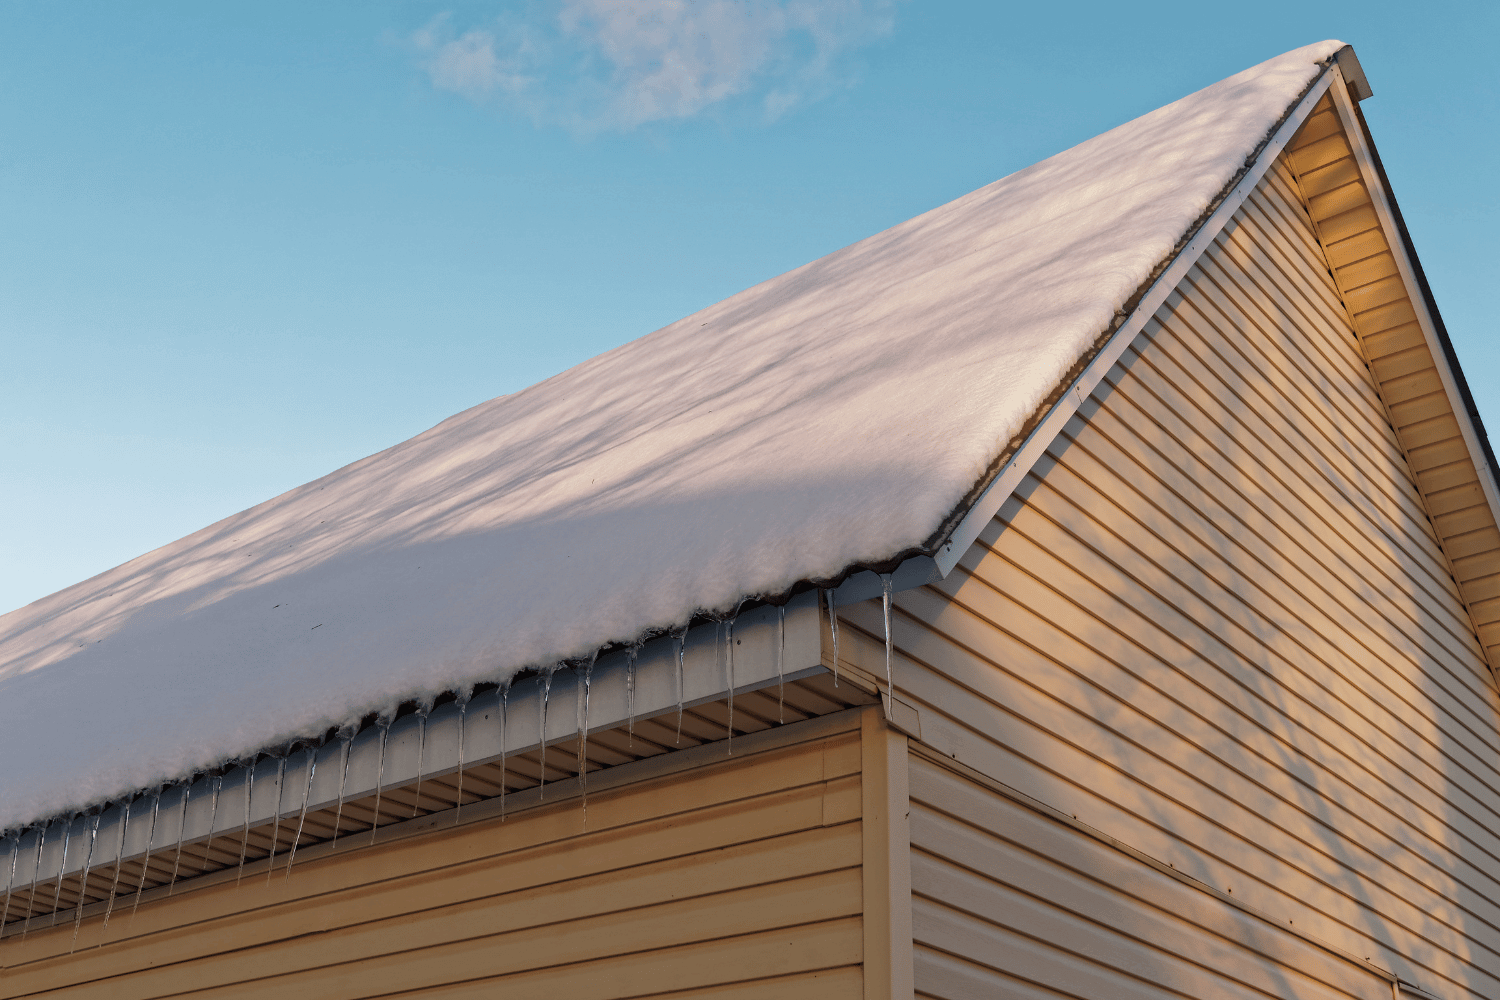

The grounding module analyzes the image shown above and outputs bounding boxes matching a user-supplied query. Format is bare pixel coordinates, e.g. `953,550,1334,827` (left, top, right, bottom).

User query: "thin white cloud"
413,0,899,131
413,14,537,103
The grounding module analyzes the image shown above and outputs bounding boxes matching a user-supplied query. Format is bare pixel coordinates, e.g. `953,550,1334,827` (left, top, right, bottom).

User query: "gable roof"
0,41,1368,831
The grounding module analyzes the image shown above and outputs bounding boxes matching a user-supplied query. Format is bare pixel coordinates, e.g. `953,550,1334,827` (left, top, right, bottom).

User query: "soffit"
1283,80,1500,666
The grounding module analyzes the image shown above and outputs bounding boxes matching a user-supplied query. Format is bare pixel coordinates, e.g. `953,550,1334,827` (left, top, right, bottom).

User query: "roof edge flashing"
1336,44,1374,101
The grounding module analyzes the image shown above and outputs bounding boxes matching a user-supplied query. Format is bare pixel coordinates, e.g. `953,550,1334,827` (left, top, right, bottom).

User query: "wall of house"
907,749,1392,999
0,712,872,999
832,149,1500,999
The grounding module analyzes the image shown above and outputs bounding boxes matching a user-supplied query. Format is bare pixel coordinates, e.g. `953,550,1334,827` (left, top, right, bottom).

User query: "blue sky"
2,1,1496,615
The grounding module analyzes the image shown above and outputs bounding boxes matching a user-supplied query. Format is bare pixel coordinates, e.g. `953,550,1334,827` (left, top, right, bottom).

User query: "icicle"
71,813,101,952
724,617,736,753
129,788,163,921
539,666,558,800
167,782,191,895
330,726,354,847
202,775,222,876
777,604,786,724
453,689,472,825
825,588,840,686
289,746,322,869
625,643,639,748
237,759,257,884
47,814,73,927
498,682,510,820
726,601,747,740
674,627,688,743
0,835,18,966
22,821,48,941
1,834,19,935
284,744,319,881
577,653,598,827
264,753,289,886
100,800,131,940
411,698,436,818
881,573,896,705
369,713,394,846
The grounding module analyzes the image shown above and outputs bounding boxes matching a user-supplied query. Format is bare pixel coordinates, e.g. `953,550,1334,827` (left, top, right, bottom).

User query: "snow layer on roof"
0,41,1343,831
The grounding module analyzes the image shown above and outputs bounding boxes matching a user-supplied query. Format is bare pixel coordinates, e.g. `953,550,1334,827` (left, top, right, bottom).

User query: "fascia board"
934,67,1337,577
1323,68,1500,559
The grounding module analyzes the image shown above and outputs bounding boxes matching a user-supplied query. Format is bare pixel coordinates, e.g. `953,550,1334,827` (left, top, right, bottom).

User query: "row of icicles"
0,576,898,954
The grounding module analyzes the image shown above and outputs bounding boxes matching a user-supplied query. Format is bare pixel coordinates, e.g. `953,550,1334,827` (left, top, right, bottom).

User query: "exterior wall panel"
908,754,1390,1000
831,153,1500,998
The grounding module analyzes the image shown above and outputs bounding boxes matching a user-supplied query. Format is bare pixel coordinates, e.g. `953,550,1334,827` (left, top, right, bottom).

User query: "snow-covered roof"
0,41,1345,831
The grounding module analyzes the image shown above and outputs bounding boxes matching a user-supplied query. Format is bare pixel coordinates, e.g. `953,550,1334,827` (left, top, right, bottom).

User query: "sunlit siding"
907,753,1390,999
833,151,1500,998
0,721,866,999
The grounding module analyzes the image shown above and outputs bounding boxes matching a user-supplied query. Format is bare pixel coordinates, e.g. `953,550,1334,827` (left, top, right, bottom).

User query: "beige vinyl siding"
830,154,1500,998
907,752,1391,1000
0,718,867,999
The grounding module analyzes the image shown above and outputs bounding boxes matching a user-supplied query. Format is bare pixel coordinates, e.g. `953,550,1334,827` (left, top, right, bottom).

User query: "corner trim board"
861,707,914,1000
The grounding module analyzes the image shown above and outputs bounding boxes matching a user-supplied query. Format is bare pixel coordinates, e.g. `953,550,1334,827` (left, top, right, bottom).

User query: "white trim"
1324,68,1500,570
861,708,913,1000
935,68,1337,577
1335,45,1373,102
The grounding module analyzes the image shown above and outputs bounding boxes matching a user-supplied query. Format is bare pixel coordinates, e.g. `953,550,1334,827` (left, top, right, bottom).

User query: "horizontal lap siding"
908,755,1389,1000
834,159,1500,999
0,731,865,999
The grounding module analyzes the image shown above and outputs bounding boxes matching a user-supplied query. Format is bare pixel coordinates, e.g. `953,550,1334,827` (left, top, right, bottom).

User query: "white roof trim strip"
933,67,1337,577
